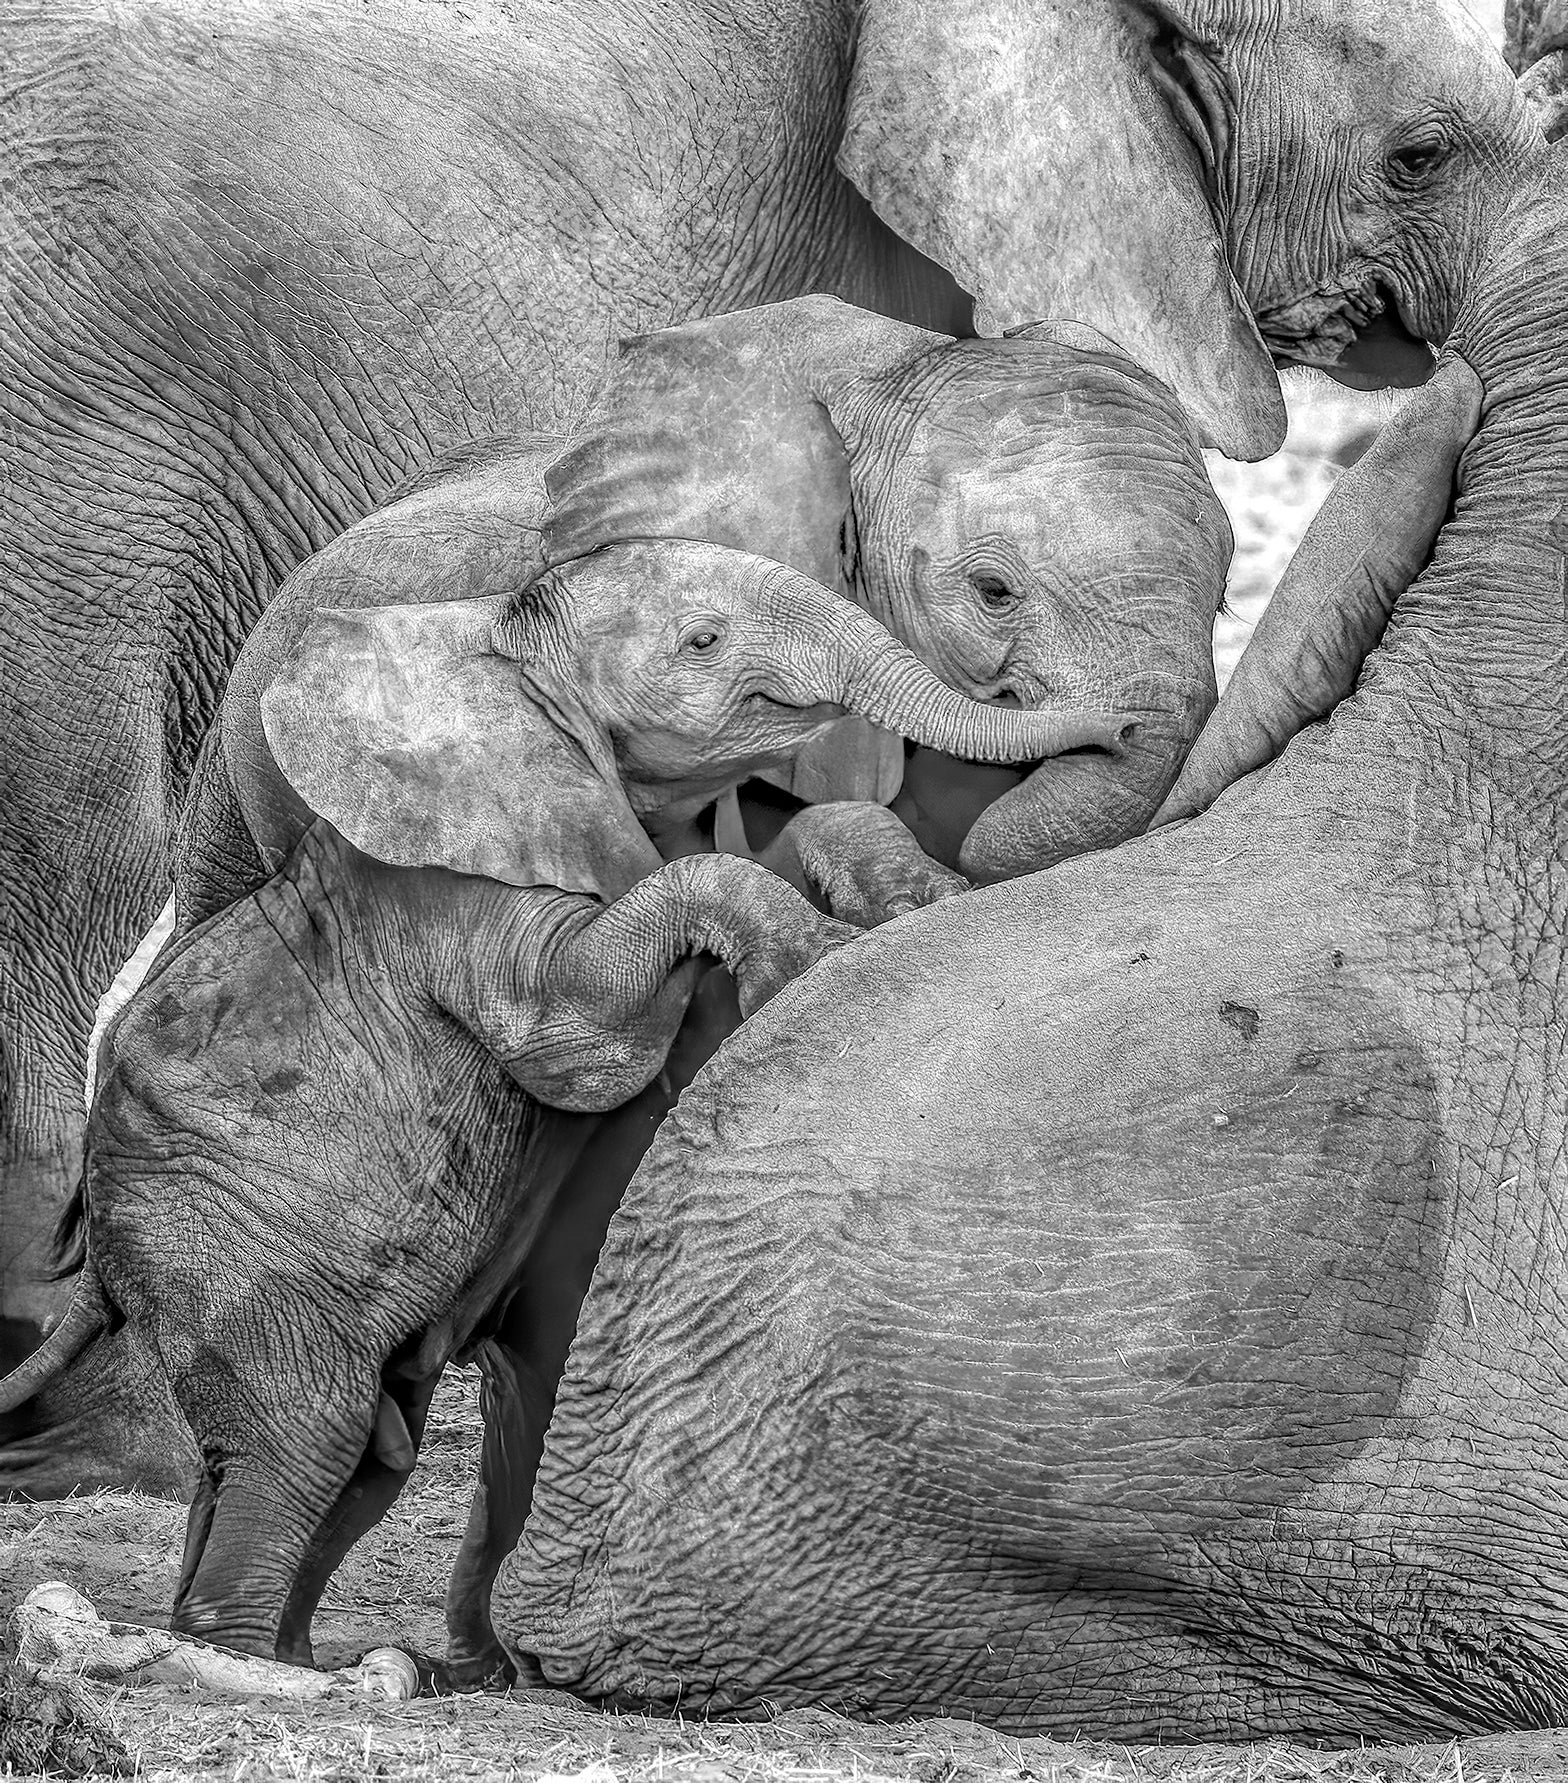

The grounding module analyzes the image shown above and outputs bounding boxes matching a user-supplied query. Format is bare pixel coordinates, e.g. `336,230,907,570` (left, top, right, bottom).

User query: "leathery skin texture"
498,800,1565,1738
494,164,1568,1742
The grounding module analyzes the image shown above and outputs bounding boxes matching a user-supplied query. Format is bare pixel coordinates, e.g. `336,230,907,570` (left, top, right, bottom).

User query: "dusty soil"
5,1369,1568,1783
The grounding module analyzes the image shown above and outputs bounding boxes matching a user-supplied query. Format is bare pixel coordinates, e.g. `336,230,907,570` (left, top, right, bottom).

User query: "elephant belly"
489,861,1568,1740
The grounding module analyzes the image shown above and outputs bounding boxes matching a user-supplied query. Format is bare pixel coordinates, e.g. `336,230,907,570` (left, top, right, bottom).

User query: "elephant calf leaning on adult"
0,534,1124,1675
0,290,1229,1503
496,157,1568,1739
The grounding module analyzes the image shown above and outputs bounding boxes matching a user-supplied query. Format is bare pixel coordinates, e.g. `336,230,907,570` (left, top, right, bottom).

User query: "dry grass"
2,1376,1562,1783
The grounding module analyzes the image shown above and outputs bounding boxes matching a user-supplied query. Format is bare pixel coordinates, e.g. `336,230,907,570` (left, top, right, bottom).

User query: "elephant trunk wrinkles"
768,573,1132,766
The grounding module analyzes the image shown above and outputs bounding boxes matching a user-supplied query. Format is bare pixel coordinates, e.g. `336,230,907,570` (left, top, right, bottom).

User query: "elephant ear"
1152,355,1483,827
543,297,939,807
545,296,942,584
839,0,1286,460
258,595,661,901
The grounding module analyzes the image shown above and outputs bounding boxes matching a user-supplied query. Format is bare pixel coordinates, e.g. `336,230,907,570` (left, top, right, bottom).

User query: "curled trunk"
956,697,1211,883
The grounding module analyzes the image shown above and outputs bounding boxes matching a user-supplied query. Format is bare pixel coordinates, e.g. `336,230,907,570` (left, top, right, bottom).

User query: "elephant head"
258,537,1130,896
837,0,1540,452
836,322,1231,882
539,298,1228,862
1212,0,1540,389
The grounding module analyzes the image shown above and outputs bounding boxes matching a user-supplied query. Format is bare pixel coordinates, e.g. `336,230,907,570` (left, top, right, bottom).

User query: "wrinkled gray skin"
497,157,1568,1739
156,312,1178,1682
0,292,1202,1505
0,0,1537,1406
344,298,1232,883
837,331,1229,879
6,536,1111,1672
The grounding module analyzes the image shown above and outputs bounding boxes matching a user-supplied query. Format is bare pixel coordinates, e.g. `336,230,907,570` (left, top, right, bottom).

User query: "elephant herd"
2,0,1566,1750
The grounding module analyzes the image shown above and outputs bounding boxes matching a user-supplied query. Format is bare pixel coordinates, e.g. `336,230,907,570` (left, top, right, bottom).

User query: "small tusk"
14,1581,417,1702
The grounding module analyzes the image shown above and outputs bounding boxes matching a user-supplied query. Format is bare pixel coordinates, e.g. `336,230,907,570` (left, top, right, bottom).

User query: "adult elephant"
0,0,1536,1380
496,152,1568,1738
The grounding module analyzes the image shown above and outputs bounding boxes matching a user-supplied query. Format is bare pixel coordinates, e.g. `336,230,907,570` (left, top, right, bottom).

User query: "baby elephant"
8,535,1121,1670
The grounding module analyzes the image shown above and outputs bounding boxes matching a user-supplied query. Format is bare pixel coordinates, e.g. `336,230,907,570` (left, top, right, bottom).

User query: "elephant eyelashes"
971,575,1020,612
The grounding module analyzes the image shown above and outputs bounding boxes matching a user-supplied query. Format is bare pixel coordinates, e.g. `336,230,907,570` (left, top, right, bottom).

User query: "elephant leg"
273,1372,442,1668
0,646,191,1496
761,800,969,927
441,1098,665,1690
441,1331,552,1690
1,664,170,1341
172,1464,352,1660
170,1347,381,1658
175,1468,220,1606
443,968,743,1689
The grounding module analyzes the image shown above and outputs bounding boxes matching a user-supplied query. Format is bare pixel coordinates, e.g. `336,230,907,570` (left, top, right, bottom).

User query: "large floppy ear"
1152,356,1483,828
546,296,940,810
545,296,942,587
839,0,1286,460
258,594,662,902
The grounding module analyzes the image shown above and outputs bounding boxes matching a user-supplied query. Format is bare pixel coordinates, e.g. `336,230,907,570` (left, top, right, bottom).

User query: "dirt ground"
8,1369,1568,1783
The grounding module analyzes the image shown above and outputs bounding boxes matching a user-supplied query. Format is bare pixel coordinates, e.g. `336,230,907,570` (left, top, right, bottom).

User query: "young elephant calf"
6,535,1121,1670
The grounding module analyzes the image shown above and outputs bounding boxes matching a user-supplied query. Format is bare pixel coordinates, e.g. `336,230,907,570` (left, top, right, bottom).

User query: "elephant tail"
0,1265,112,1415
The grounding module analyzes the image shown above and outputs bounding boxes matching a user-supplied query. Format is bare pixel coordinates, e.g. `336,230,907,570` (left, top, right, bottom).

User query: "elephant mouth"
890,744,1030,870
1259,280,1436,391
890,741,1121,872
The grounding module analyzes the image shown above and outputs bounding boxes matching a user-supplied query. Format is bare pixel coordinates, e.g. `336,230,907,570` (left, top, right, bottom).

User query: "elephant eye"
971,575,1019,612
1386,134,1450,186
679,623,726,656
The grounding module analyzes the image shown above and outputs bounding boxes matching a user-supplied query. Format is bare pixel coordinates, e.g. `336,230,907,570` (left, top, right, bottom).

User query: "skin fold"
0,0,1538,1412
494,157,1568,1739
6,535,1116,1672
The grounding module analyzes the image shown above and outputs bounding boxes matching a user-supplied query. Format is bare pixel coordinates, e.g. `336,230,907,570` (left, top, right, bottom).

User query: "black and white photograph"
2,0,1565,1777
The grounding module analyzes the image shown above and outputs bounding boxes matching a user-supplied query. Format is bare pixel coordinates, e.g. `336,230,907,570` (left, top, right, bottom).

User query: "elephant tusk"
13,1582,419,1702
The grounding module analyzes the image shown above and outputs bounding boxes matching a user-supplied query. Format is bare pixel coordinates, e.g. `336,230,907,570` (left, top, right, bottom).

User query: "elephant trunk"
956,688,1212,884
766,573,1133,766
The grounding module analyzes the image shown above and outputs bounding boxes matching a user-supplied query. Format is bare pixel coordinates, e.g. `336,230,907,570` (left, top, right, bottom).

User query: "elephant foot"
0,1322,197,1501
419,1646,522,1695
